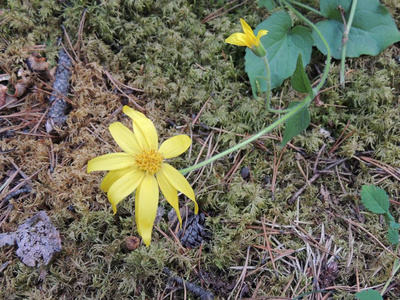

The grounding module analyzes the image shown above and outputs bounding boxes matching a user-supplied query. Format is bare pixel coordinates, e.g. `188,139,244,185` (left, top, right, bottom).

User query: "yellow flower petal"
160,163,198,213
240,18,256,44
135,174,159,246
257,29,268,39
123,106,158,150
107,168,145,214
225,33,252,48
109,122,142,154
87,153,134,173
226,19,269,51
88,105,198,246
100,167,132,192
156,171,182,226
158,135,192,159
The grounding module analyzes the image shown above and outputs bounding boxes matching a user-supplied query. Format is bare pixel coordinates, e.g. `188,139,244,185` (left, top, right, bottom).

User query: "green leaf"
387,227,399,245
355,290,383,300
361,185,390,214
312,0,400,59
257,0,276,11
245,11,313,94
388,221,400,245
383,216,397,229
389,221,400,229
291,53,312,94
384,213,395,226
280,101,310,147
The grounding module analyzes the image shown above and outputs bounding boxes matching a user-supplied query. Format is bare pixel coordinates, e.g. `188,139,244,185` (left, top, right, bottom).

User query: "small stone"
240,167,250,180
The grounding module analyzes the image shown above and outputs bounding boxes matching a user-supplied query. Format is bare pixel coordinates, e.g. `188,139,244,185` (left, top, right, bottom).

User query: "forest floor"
1,0,400,299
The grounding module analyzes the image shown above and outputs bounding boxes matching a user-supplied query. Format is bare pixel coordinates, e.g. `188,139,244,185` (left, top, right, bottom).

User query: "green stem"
292,290,329,300
339,50,347,88
380,244,400,296
263,55,272,111
286,0,323,16
283,0,331,92
340,0,358,87
180,2,332,176
261,56,292,113
346,1,357,29
179,94,312,175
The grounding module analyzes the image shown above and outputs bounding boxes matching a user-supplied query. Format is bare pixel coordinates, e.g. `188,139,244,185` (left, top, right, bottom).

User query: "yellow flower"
225,18,268,57
87,106,198,246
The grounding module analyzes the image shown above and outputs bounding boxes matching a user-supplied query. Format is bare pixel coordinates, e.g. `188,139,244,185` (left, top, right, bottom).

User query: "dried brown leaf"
26,54,49,72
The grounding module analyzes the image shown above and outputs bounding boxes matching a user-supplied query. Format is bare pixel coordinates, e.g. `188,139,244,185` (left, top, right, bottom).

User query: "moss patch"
1,0,400,298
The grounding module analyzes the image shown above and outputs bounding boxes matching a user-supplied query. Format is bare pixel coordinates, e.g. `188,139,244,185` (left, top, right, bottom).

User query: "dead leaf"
26,53,49,72
13,81,28,97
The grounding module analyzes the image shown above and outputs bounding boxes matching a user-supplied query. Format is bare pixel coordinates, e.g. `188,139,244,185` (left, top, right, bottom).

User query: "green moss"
1,0,400,298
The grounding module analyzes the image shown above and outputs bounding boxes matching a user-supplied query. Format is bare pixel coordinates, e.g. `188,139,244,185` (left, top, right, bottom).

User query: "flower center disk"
135,149,164,175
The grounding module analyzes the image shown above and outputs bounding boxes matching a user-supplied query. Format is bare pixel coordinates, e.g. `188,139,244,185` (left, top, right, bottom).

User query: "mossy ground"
1,0,400,299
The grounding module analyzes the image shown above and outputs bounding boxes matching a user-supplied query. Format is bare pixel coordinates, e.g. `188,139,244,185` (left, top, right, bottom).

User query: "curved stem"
180,2,332,176
286,0,323,16
381,244,400,296
340,0,358,87
179,95,312,175
261,56,292,113
283,0,331,91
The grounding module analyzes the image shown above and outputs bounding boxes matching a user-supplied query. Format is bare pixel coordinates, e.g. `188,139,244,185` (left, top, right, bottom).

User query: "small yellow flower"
87,106,198,246
225,18,268,57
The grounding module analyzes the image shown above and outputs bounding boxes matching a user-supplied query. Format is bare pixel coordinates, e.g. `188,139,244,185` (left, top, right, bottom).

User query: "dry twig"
200,0,250,24
163,267,214,300
288,157,348,205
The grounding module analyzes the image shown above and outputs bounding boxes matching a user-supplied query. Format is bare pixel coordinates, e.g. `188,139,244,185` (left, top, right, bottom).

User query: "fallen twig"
0,261,9,274
357,156,400,182
201,0,250,24
163,267,214,300
288,157,348,205
103,68,145,112
0,187,32,208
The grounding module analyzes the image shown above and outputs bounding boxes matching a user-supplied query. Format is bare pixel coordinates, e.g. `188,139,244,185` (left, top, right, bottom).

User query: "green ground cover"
1,0,400,299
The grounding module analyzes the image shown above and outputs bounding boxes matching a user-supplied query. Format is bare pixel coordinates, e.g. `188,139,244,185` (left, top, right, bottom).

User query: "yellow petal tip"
142,236,151,246
122,105,133,114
